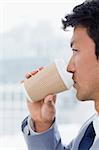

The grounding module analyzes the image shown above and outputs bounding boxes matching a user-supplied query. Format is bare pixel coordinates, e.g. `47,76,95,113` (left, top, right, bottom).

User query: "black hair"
62,0,99,59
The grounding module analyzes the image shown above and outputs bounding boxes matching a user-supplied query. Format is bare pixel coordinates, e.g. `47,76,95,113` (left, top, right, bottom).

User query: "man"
21,0,99,149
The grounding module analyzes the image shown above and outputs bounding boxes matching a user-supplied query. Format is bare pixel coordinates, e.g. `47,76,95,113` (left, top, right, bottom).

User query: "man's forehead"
70,26,87,47
70,29,77,47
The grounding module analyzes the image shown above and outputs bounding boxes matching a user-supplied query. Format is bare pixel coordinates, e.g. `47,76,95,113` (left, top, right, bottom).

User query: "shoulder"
79,113,96,131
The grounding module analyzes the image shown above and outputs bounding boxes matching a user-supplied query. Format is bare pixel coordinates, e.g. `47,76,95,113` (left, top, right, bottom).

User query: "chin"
76,86,92,101
76,92,88,102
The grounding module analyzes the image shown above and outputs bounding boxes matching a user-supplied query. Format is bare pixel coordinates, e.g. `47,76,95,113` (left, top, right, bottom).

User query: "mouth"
73,82,76,88
72,77,77,88
72,76,76,82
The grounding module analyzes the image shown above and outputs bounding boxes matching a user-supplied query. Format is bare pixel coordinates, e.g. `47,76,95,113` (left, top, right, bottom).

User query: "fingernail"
28,73,32,76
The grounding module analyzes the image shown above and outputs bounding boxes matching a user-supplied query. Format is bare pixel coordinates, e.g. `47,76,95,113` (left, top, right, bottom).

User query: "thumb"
44,95,55,106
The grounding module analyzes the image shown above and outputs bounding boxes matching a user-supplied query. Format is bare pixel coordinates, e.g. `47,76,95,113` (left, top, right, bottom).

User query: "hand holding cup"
25,68,56,133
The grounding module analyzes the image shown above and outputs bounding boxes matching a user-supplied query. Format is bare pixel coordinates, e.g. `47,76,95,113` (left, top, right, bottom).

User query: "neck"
95,101,99,114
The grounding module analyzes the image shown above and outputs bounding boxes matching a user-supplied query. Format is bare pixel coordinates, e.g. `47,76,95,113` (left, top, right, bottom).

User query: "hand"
25,68,56,132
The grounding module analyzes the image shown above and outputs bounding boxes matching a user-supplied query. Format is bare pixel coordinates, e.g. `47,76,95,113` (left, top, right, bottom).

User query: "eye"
72,49,79,54
72,49,78,52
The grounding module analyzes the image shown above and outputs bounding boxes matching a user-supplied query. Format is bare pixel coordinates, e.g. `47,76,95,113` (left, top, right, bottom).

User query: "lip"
72,77,76,84
72,76,76,81
72,79,77,88
72,76,77,88
73,82,76,88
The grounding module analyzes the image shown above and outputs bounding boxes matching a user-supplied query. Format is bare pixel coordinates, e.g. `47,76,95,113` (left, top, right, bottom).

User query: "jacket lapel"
71,115,95,150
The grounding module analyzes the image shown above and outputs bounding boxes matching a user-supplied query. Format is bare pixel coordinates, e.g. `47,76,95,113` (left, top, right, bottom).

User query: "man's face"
67,26,99,102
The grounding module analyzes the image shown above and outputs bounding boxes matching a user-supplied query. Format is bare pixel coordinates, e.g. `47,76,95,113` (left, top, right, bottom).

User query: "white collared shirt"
93,113,99,142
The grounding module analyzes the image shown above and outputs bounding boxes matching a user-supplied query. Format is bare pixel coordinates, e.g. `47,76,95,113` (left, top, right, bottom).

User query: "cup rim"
55,59,73,89
21,82,33,102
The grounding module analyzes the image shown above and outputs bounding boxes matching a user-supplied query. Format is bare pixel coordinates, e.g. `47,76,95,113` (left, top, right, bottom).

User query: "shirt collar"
93,113,99,138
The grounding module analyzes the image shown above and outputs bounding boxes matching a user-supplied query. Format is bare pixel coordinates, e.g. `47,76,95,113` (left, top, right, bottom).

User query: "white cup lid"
21,82,33,102
55,59,73,89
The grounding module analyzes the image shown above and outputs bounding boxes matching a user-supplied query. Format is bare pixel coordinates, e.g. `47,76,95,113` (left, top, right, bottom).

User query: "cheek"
75,56,94,83
75,55,89,75
76,59,99,90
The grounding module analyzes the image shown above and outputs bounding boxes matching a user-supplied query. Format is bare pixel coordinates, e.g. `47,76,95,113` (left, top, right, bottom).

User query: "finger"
44,95,55,104
25,73,32,78
31,67,44,74
25,67,44,79
53,95,57,103
25,71,38,79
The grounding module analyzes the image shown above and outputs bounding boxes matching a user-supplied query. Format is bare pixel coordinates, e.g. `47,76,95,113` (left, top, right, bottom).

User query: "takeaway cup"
22,59,73,102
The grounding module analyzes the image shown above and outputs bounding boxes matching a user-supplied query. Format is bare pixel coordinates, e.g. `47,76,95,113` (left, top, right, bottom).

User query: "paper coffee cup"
22,59,73,102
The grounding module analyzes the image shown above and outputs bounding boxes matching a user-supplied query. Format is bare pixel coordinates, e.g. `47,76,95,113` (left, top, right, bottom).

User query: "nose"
67,57,75,74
